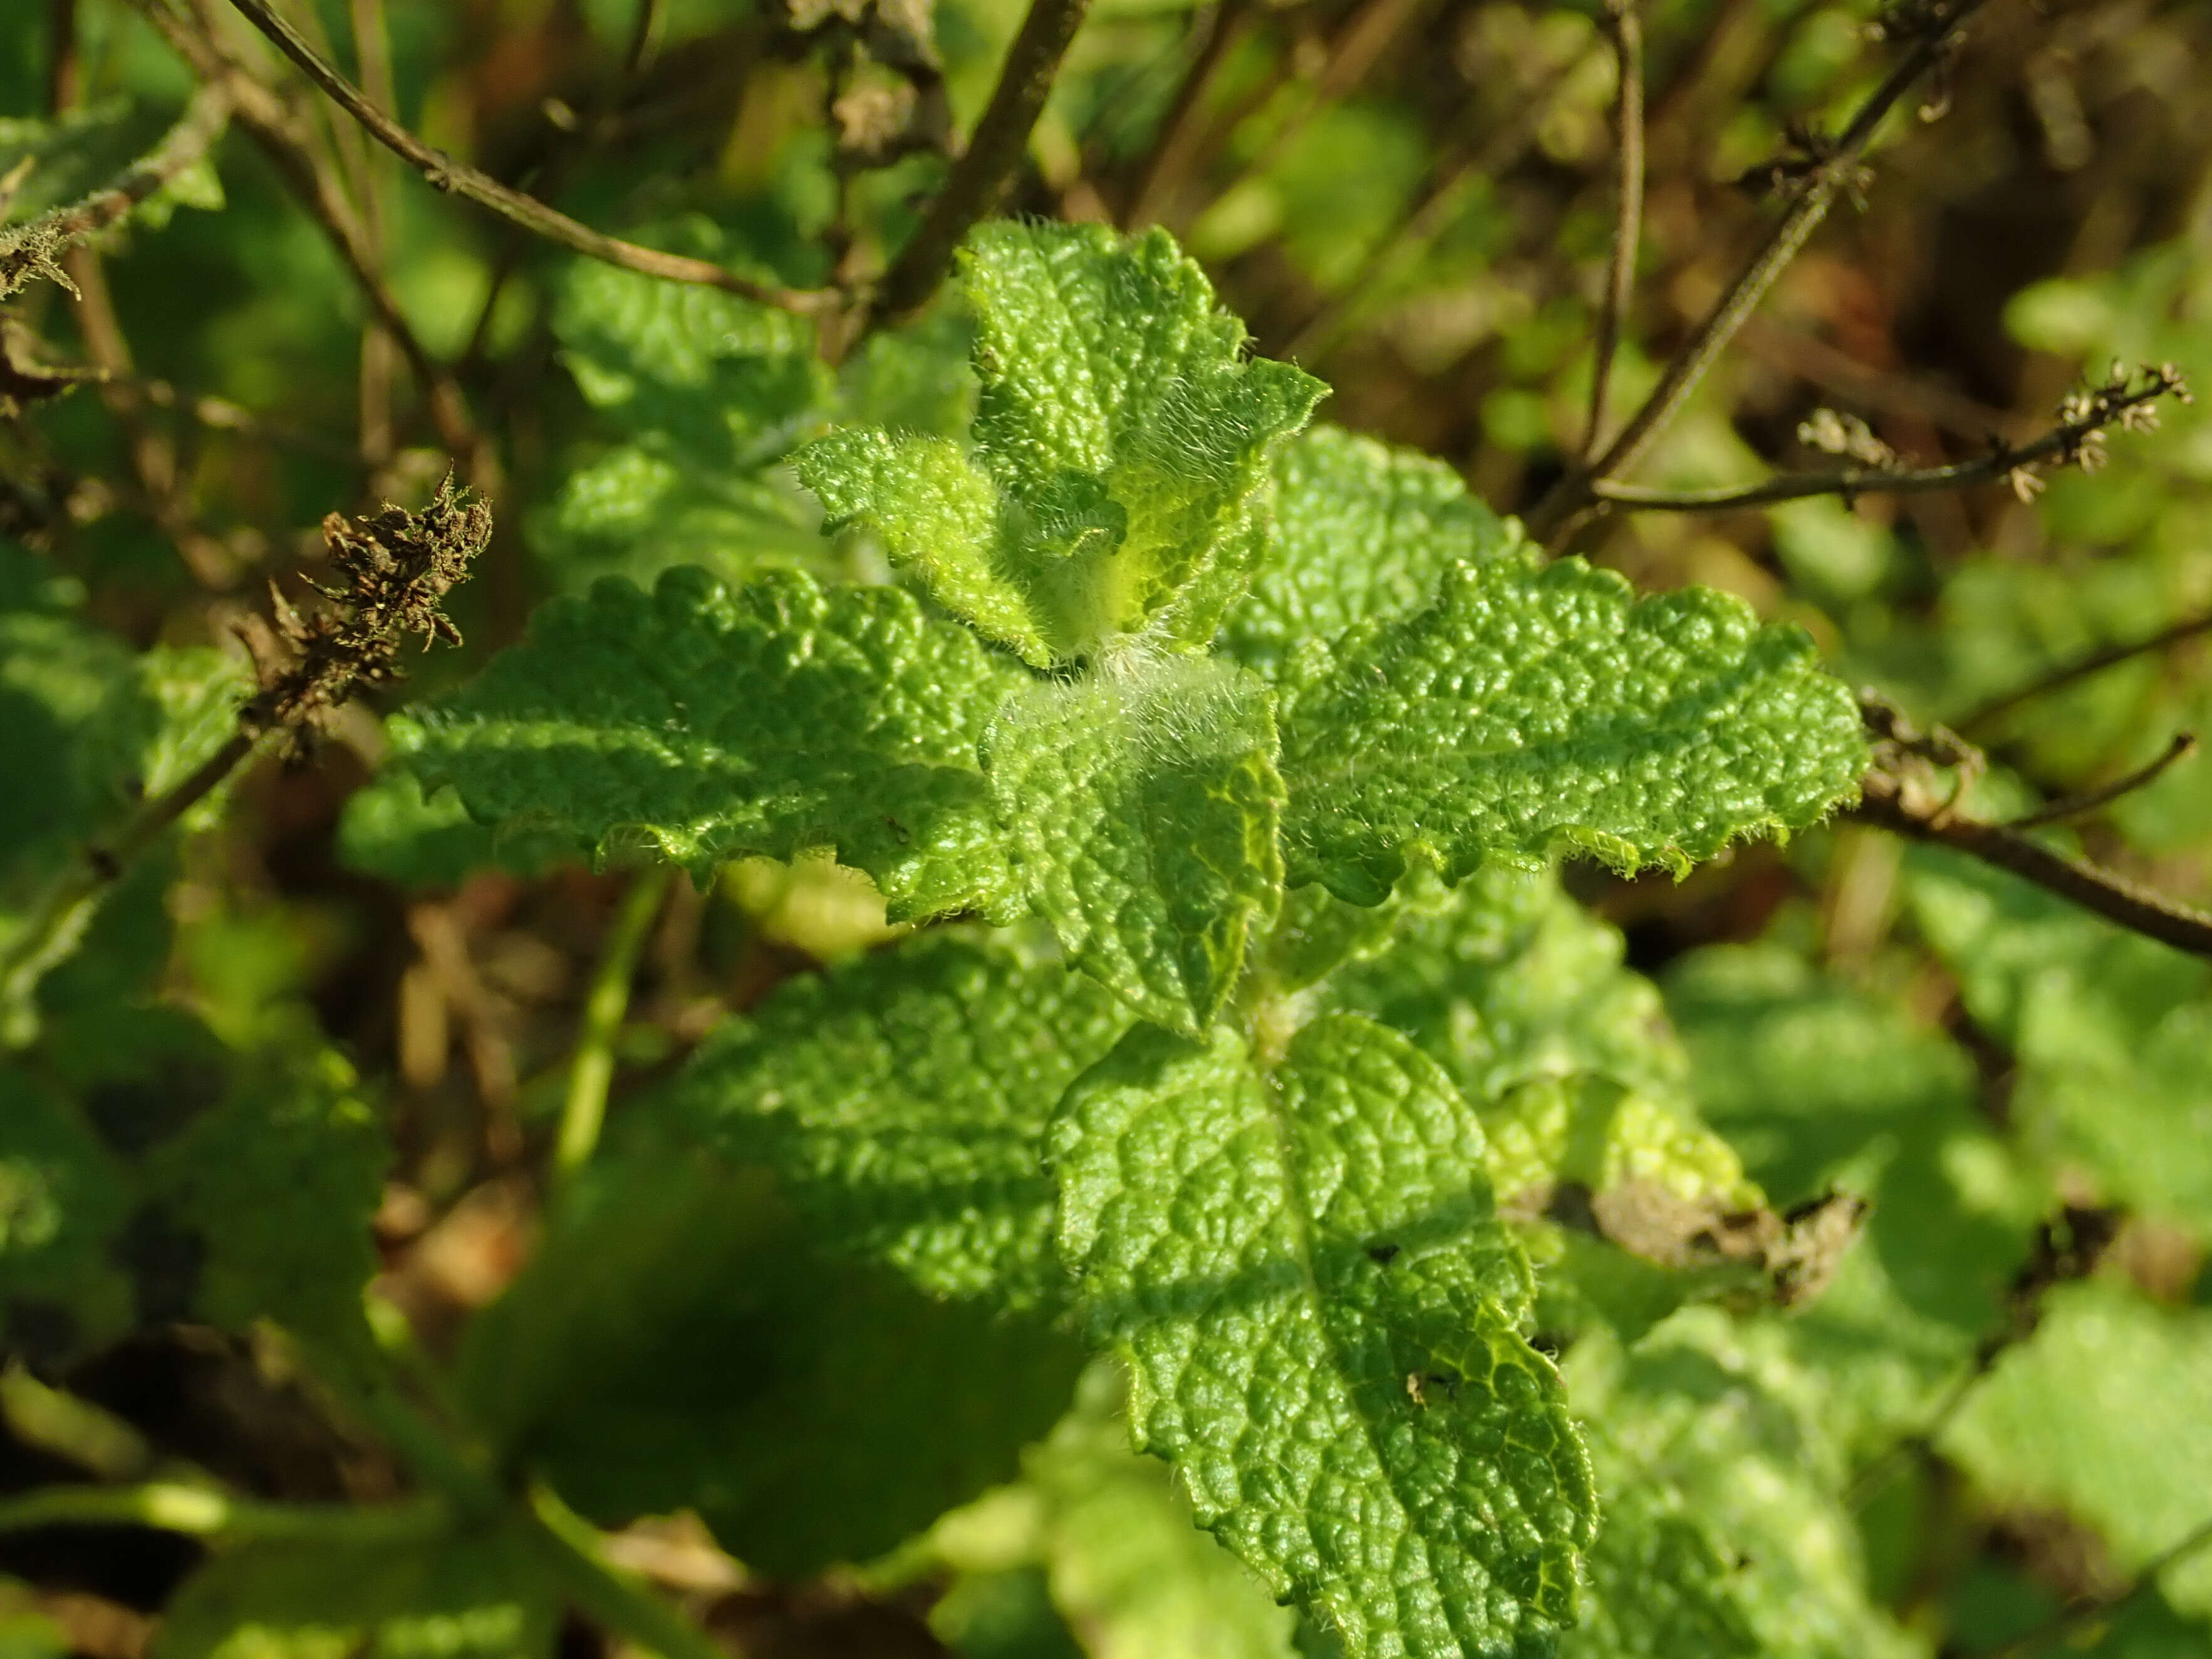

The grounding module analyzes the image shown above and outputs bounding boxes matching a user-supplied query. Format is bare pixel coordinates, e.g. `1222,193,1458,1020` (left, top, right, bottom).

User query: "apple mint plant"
386,221,1870,1657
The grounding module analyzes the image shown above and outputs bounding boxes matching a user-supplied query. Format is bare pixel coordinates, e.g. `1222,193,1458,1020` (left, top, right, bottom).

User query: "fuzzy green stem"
526,1485,732,1659
1,729,260,1047
556,866,673,1186
0,1481,446,1544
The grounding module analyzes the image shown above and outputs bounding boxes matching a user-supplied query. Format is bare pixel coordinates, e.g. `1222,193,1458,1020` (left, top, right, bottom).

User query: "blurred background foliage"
2,0,2211,1654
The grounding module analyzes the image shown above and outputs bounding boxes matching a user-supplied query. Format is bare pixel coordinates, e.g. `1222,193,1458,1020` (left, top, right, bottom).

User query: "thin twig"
1855,770,2212,960
1,488,489,1045
1990,1512,2212,1659
1958,612,2212,734
219,0,829,315
1121,0,1250,228
1582,0,1644,462
1589,364,2186,514
62,246,240,587
1283,43,1595,364
1525,0,1991,543
0,82,234,298
349,0,398,469
137,0,497,488
870,0,1095,326
47,0,81,114
556,866,674,1189
2003,733,2197,830
624,0,667,79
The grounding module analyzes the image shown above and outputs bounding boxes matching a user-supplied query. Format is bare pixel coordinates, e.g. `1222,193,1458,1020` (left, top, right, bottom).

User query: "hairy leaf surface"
1225,425,1518,680
985,659,1284,1033
798,223,1323,664
1049,1016,1595,1658
665,932,1129,1304
399,565,1026,921
1278,556,1867,905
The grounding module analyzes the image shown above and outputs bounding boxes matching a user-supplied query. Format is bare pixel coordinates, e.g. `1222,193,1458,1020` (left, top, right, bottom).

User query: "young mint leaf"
1279,556,1868,905
1941,1282,2212,1621
399,565,1026,922
984,658,1284,1034
665,932,1129,1305
1049,1016,1596,1659
797,222,1324,665
460,1153,1084,1578
155,1521,555,1659
1225,425,1519,680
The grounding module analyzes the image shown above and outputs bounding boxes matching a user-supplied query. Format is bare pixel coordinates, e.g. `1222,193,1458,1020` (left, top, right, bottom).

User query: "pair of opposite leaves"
402,219,1867,1036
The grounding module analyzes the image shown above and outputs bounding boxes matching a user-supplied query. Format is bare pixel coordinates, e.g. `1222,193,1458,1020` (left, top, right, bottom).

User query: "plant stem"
1525,0,1990,543
1582,0,1643,462
2003,733,2196,830
1121,0,1249,228
1588,368,2183,512
136,0,497,487
871,0,1095,326
1,731,259,1046
1957,611,2212,734
1855,769,2212,960
527,1485,732,1659
0,82,234,298
218,0,828,315
556,866,674,1187
0,1481,447,1544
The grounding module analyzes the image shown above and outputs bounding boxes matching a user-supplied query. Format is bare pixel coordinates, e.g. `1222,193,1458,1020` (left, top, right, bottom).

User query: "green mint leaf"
535,444,829,591
1279,556,1869,905
1575,1313,1916,1659
1564,1470,1760,1659
155,1522,555,1659
1943,1281,2212,1621
0,1062,135,1361
797,427,1058,663
400,565,1025,922
1908,849,2212,1234
1322,866,1693,1111
927,1363,1302,1659
665,932,1129,1304
336,769,573,891
541,224,832,588
1225,425,1519,680
145,1049,388,1375
985,659,1284,1034
1049,1016,1596,1658
461,1153,1083,1578
797,222,1324,665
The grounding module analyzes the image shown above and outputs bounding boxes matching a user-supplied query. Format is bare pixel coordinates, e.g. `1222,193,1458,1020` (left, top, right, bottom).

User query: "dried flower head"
237,476,491,756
